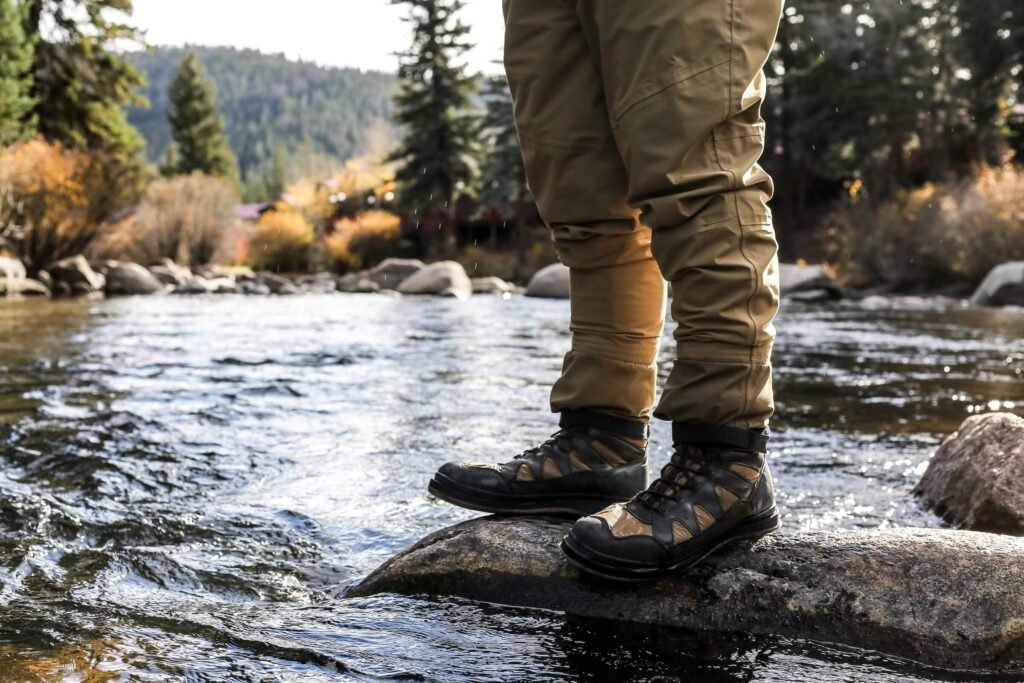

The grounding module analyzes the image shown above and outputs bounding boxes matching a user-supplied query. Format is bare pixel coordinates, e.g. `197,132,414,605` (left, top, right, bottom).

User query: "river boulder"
337,273,381,293
779,263,841,299
256,272,298,295
397,261,472,299
367,258,425,290
45,255,104,295
1,278,50,297
105,263,165,295
913,413,1024,533
471,276,515,295
970,262,1024,307
148,259,193,286
525,262,570,299
0,256,26,282
351,517,1024,671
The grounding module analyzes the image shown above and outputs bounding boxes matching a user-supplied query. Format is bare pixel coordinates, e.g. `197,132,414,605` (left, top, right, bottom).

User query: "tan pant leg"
576,0,784,430
503,0,667,422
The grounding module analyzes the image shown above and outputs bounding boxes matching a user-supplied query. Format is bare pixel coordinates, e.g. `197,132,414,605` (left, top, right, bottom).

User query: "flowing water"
1,293,1023,682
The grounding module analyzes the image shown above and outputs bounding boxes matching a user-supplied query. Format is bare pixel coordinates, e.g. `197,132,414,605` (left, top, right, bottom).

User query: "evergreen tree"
0,0,35,145
166,51,237,179
23,0,146,154
389,0,478,255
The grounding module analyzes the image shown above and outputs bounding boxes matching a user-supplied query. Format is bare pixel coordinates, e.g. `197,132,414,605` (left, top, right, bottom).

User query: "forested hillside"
125,46,397,198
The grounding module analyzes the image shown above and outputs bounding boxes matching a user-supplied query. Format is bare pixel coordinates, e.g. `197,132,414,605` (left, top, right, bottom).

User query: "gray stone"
256,272,297,295
105,263,165,295
148,259,192,286
172,278,213,295
351,517,1024,671
397,261,473,299
45,255,105,295
784,288,839,303
205,277,238,294
525,262,570,299
970,262,1024,307
914,413,1024,534
471,276,515,295
859,295,893,311
296,272,337,293
337,273,381,293
239,280,271,296
366,258,425,290
779,263,842,299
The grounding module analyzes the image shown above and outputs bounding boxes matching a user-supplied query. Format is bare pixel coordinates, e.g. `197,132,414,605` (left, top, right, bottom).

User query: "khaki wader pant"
504,0,784,430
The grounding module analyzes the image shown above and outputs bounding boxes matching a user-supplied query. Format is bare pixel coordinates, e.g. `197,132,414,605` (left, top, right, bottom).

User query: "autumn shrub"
325,210,401,272
121,173,239,266
826,166,1024,290
0,139,123,272
248,210,314,272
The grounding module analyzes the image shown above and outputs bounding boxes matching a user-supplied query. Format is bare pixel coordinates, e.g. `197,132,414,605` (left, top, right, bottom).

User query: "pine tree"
166,51,237,179
389,0,478,255
0,0,35,145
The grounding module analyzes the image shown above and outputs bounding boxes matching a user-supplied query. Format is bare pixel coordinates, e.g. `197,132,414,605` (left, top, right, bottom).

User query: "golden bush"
325,210,401,272
115,174,239,266
248,210,314,272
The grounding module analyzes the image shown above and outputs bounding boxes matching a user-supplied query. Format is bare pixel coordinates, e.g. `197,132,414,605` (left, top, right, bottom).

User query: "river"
1,294,1022,681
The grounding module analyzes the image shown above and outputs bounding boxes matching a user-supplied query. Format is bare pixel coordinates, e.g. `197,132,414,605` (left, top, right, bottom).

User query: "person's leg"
427,0,665,517
503,0,667,424
562,0,785,579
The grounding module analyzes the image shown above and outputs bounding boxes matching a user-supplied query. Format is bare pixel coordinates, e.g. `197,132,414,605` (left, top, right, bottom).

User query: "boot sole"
560,508,781,582
428,473,630,518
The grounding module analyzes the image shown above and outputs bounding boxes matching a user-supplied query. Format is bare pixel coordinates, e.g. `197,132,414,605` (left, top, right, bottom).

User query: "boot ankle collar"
559,409,648,440
673,422,769,454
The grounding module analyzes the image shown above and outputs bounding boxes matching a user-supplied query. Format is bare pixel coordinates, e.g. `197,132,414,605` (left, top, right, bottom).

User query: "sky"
130,0,507,75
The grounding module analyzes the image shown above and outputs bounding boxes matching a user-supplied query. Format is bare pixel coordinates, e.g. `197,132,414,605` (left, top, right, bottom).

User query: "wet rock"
472,276,515,295
779,264,842,299
239,280,272,296
257,272,298,295
0,256,26,281
172,278,213,295
525,262,570,299
970,262,1024,307
337,273,381,293
2,278,50,297
366,258,425,290
351,517,1024,670
397,261,472,299
45,255,105,295
914,413,1024,533
858,295,893,311
296,272,337,293
205,277,238,294
148,259,192,286
105,263,165,295
785,288,840,303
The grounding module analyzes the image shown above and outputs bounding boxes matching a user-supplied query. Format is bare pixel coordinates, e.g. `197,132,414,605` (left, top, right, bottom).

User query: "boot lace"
636,445,706,510
512,428,577,462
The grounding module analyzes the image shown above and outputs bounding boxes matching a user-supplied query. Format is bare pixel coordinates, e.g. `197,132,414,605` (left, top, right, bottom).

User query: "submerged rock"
914,413,1024,533
397,261,472,299
105,263,165,295
45,255,104,295
525,262,570,299
970,262,1024,307
351,517,1024,671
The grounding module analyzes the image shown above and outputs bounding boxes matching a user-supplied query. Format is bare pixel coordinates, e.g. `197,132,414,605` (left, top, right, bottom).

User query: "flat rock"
525,262,570,299
105,263,165,295
397,261,472,299
914,413,1024,533
351,517,1024,671
970,262,1024,307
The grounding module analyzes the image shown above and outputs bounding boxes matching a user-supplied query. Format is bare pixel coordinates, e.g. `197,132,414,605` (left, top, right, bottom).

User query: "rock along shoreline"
350,516,1024,672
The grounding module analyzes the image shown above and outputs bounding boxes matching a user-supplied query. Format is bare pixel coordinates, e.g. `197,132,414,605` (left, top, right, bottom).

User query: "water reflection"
0,295,1022,680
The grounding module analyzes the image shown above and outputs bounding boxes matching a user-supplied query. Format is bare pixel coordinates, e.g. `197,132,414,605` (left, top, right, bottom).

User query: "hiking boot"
428,409,648,517
561,423,780,580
